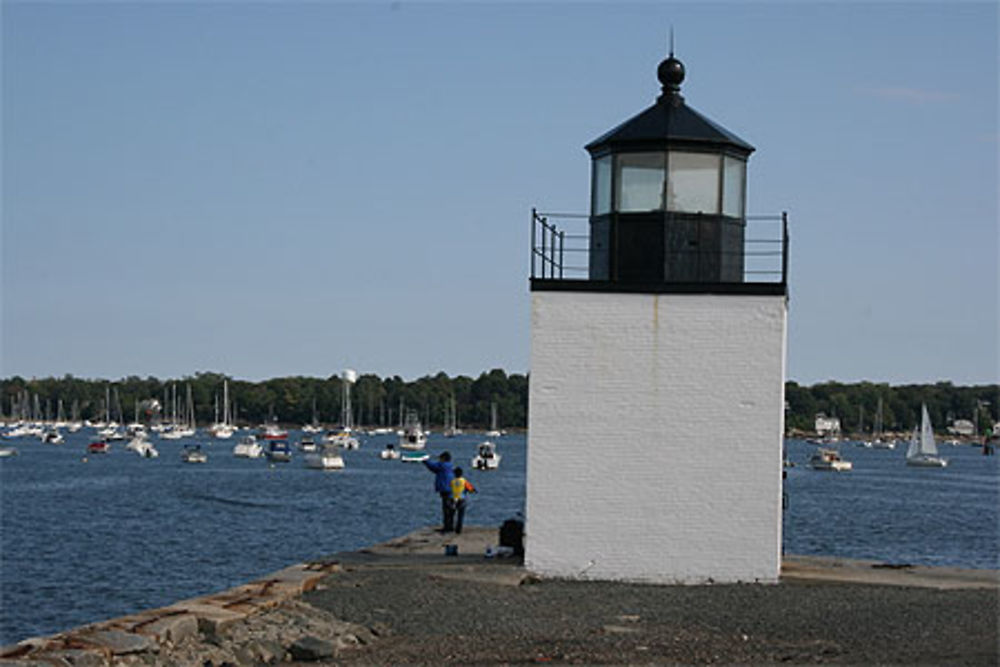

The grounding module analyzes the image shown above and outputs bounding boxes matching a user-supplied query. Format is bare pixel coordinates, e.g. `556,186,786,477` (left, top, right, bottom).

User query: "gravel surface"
12,526,991,665
303,559,998,665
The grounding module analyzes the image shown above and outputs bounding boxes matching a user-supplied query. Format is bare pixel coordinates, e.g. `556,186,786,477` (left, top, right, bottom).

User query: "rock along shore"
3,525,997,666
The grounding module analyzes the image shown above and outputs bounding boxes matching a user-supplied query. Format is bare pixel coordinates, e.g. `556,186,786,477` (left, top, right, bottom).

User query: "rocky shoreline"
3,525,997,665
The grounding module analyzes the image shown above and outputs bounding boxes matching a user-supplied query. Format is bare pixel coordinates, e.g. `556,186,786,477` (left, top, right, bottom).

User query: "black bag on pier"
499,518,524,556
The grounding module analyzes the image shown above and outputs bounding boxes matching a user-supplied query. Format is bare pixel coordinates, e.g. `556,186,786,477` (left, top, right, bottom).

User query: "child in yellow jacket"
450,467,477,535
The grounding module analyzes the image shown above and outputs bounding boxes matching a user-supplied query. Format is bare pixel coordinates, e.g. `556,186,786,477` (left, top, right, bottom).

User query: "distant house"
948,419,975,436
815,413,841,436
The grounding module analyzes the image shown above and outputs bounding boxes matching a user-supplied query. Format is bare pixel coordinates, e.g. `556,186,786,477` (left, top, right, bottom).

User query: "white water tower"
341,369,357,431
526,49,789,584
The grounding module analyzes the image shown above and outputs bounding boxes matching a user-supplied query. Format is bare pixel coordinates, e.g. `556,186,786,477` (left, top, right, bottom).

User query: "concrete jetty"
2,526,997,665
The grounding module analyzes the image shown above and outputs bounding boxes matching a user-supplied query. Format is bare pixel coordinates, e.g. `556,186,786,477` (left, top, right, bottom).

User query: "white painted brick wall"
526,291,787,584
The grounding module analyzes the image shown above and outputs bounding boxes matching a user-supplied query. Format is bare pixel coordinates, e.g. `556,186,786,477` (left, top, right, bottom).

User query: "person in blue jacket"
423,451,455,532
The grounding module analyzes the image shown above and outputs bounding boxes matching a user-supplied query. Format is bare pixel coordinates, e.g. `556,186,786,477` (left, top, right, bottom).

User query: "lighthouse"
525,49,789,584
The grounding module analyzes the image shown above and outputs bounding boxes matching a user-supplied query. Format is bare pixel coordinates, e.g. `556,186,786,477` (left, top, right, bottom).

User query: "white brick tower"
526,50,788,584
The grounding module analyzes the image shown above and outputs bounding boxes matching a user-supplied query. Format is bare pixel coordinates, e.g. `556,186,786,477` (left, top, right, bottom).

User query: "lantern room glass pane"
722,155,745,218
592,155,612,215
667,152,720,214
617,152,665,212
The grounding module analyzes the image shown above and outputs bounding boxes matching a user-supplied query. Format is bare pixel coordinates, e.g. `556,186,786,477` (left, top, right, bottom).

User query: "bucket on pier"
444,544,458,556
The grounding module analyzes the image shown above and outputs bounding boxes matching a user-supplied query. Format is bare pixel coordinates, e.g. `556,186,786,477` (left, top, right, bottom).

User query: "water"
1,429,526,645
783,438,999,569
2,432,997,645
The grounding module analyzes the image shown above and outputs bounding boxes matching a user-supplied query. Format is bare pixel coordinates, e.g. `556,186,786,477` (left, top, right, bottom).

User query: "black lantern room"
586,52,753,284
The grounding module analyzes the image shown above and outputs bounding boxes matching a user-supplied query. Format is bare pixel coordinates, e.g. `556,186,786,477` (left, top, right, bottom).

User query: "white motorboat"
181,444,208,463
472,441,501,470
808,448,852,471
233,435,264,458
298,435,318,452
104,428,126,442
0,446,18,458
159,427,185,440
400,452,429,463
323,430,359,450
210,424,235,439
379,443,401,460
126,436,159,458
398,411,426,451
305,445,345,470
40,429,64,445
2,424,32,439
906,404,948,467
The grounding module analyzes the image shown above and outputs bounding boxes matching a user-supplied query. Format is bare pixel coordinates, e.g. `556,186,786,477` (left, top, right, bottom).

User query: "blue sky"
2,2,997,385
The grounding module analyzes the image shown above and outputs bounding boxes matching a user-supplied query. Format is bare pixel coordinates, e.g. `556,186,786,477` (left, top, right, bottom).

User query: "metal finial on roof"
657,49,685,101
658,26,684,99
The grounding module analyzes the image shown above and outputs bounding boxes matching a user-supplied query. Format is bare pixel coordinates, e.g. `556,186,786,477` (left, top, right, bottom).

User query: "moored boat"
233,435,264,458
40,429,64,445
126,436,159,458
906,404,948,467
472,441,501,470
87,440,110,454
260,424,288,440
398,411,426,451
181,444,208,464
379,443,401,460
265,439,292,462
809,448,852,471
305,445,345,470
323,430,359,450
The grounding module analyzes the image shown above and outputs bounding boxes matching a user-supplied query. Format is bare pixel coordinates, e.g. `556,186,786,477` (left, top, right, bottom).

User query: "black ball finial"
657,55,685,92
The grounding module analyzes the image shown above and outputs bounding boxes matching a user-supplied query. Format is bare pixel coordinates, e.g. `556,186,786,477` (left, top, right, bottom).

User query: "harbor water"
2,430,997,645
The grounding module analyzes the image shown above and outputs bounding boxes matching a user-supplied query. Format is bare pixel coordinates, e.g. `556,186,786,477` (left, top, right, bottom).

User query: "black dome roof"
586,55,754,157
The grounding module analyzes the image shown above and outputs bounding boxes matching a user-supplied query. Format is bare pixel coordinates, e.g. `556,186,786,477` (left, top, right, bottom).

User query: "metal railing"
530,209,789,285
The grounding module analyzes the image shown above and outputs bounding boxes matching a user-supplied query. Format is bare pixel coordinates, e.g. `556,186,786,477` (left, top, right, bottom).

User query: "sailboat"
906,404,948,467
443,395,462,437
485,401,501,438
209,380,235,439
302,398,322,433
871,397,896,449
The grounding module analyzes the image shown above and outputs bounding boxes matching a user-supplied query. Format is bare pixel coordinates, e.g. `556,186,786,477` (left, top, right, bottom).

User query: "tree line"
1,373,995,435
0,370,527,431
785,380,998,435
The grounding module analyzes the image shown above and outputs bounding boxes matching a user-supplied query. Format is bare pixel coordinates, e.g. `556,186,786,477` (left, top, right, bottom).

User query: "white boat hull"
472,455,501,470
906,455,948,467
305,452,345,469
127,441,159,458
810,461,852,471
